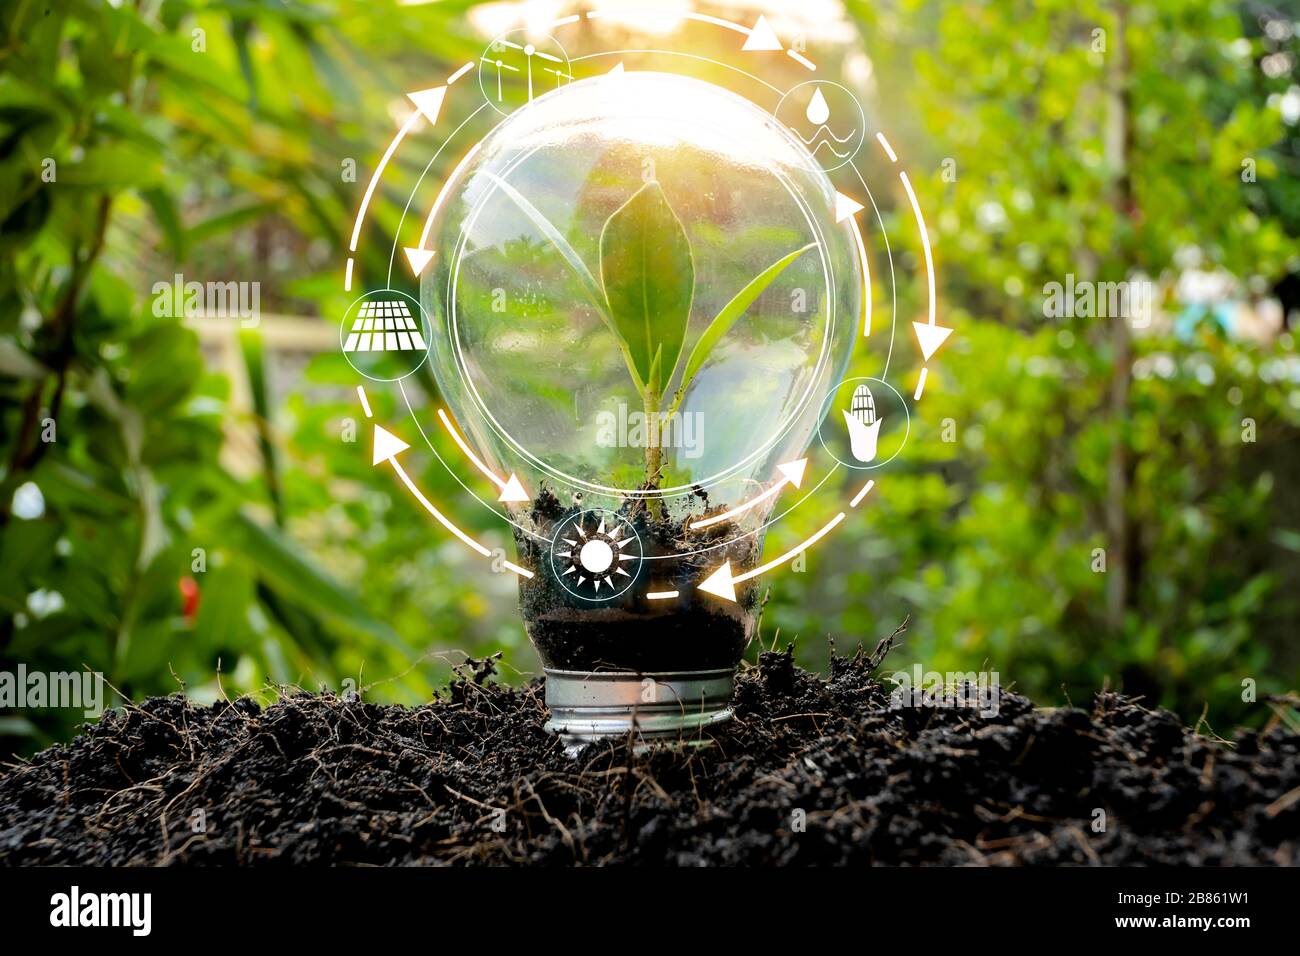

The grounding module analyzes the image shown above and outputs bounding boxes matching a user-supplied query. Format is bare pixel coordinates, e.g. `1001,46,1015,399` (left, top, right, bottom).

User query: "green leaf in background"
141,188,186,260
229,512,409,656
194,563,257,656
0,338,50,380
59,142,164,189
239,329,283,525
0,0,533,756
483,172,607,315
598,181,694,395
485,170,648,394
670,241,816,414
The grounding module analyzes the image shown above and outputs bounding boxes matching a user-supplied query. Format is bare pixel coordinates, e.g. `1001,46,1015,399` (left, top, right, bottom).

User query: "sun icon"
549,510,643,601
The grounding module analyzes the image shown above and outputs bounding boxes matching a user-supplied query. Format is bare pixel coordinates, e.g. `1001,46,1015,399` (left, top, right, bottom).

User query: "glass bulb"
422,72,859,745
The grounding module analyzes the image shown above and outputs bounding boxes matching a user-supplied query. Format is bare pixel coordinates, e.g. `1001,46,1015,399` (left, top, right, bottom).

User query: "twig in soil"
1264,784,1300,818
1067,827,1101,865
772,712,832,722
521,778,578,857
1193,702,1232,744
861,616,909,671
359,647,452,695
440,784,492,812
157,832,212,865
1263,694,1300,735
215,657,230,706
752,587,772,647
630,768,673,805
752,773,799,792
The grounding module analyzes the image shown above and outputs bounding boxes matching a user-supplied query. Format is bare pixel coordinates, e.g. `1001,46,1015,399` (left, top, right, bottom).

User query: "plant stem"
643,387,664,517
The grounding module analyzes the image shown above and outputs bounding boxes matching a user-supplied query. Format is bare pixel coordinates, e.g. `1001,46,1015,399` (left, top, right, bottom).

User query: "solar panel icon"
343,299,425,354
339,291,430,382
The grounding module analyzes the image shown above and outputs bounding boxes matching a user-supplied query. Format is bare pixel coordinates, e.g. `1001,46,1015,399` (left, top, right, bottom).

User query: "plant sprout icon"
482,37,570,105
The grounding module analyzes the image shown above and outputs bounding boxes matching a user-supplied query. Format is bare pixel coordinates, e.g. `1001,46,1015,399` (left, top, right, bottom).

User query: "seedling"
487,173,814,493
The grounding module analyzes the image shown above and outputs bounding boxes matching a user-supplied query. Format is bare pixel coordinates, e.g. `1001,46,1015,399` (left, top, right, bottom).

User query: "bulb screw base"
543,667,734,753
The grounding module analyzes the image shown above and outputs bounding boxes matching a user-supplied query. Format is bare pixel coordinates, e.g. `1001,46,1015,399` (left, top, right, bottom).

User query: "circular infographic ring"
338,7,955,605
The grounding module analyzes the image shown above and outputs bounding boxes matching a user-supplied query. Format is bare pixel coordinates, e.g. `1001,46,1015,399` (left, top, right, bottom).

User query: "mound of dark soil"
1,643,1297,866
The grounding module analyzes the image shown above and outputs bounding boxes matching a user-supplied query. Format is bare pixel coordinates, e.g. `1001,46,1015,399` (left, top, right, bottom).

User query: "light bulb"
422,72,860,747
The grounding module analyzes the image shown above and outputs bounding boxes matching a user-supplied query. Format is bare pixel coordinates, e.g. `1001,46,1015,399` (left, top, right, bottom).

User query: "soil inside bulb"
513,489,760,672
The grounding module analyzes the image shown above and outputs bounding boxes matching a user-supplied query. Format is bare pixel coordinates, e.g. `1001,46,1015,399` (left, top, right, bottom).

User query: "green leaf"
187,201,275,244
229,511,410,654
231,19,259,110
60,142,163,189
194,563,257,654
0,337,50,380
645,344,664,402
141,188,185,259
599,181,694,399
240,329,283,524
671,242,815,411
0,716,38,739
482,172,606,317
485,170,647,394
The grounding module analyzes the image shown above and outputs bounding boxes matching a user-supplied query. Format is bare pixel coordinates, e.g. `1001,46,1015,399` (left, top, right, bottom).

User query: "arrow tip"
403,247,435,276
372,425,410,466
697,561,738,602
776,458,809,488
406,86,447,125
608,61,625,75
835,191,865,223
742,15,783,52
912,321,954,361
498,473,530,503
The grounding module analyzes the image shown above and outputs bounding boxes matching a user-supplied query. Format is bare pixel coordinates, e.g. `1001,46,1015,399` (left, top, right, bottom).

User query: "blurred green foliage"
779,0,1300,721
0,0,502,754
1,0,1297,756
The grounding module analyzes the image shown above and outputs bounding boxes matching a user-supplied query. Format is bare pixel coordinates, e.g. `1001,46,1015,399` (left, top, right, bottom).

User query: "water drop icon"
805,87,830,125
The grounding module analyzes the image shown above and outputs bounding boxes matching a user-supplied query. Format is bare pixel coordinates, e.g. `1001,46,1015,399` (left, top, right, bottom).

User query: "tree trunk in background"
1104,3,1134,633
